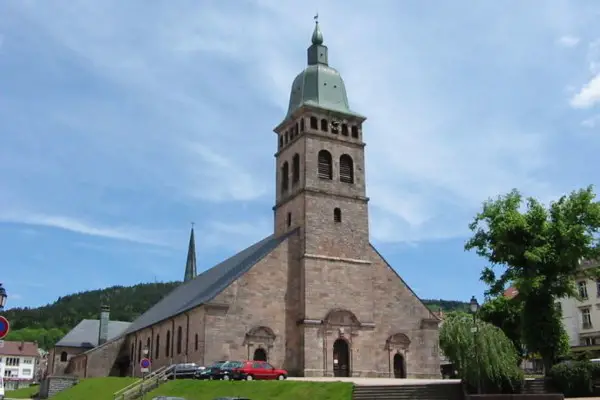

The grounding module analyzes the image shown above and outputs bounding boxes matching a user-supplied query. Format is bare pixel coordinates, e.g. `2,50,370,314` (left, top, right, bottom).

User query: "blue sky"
1,0,600,309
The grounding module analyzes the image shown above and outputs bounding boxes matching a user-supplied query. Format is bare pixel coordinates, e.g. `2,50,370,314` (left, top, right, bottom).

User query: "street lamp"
470,295,481,394
0,283,7,311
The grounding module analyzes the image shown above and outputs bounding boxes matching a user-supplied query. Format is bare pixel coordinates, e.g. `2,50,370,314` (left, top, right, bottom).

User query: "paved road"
288,377,461,386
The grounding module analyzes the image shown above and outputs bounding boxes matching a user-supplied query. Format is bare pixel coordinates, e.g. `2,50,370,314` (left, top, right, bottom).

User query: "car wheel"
246,375,253,381
223,375,230,381
277,374,286,380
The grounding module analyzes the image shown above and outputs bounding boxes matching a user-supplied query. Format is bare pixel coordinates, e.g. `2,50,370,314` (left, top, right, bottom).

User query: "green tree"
465,186,600,373
440,312,523,393
478,296,525,361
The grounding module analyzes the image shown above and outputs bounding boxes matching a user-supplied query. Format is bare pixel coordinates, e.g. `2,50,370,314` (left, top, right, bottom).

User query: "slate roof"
125,229,298,335
55,319,132,348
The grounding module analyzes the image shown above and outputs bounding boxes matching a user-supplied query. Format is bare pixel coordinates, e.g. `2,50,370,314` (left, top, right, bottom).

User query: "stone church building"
65,21,441,379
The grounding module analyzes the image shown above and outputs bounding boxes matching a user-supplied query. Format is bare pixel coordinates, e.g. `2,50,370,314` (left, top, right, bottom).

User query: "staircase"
353,382,464,400
113,365,175,400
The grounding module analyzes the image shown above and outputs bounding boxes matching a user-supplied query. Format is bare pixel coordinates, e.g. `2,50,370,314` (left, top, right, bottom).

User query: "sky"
1,0,599,309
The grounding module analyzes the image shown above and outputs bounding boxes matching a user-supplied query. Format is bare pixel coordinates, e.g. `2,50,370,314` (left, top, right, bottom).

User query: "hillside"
4,282,467,350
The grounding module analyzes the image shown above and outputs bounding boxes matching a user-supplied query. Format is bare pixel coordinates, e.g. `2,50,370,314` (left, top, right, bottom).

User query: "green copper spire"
311,15,323,45
184,224,197,282
283,17,364,119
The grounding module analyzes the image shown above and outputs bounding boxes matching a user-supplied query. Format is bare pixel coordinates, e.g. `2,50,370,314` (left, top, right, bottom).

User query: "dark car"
169,363,201,379
195,360,228,380
218,361,245,381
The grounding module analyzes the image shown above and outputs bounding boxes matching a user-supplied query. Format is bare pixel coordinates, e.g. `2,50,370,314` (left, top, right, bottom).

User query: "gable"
370,244,439,322
125,228,299,334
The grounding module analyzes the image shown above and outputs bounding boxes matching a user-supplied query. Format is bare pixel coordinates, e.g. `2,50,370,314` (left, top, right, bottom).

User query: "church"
61,21,441,379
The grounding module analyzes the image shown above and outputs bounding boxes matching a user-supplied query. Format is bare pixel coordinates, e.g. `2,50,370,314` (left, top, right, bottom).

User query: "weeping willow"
440,312,522,391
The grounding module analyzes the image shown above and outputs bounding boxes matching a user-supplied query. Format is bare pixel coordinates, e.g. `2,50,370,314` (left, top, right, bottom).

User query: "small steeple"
184,223,197,282
307,15,328,66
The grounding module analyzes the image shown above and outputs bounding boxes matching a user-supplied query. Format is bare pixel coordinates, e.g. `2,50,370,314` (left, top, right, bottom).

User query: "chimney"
98,305,110,346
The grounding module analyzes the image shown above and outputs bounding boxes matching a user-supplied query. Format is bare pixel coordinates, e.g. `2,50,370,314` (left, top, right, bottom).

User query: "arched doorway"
333,339,350,377
253,348,267,362
393,353,406,378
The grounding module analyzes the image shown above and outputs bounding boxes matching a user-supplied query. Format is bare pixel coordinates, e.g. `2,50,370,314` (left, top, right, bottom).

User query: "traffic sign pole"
139,358,151,400
0,316,10,340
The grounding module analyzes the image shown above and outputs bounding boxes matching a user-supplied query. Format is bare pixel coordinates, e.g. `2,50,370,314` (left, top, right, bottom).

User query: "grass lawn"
148,380,354,400
5,384,39,399
51,377,138,400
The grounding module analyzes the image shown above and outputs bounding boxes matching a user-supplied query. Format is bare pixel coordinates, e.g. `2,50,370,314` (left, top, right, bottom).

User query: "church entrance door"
333,339,350,377
253,348,267,362
393,353,406,378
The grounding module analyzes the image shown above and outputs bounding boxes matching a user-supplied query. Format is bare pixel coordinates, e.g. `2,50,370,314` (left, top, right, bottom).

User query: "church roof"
125,229,298,335
55,319,131,348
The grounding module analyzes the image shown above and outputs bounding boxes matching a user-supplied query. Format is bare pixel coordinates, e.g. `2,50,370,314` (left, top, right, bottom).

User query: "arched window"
137,340,142,362
341,124,349,136
318,150,333,180
281,162,289,193
310,116,318,129
60,351,68,362
155,334,160,359
339,155,354,184
351,126,359,138
320,119,328,132
294,122,299,137
334,208,342,223
146,337,151,357
195,333,199,351
177,325,183,355
165,330,171,357
292,153,300,184
285,131,289,143
300,118,305,132
130,343,134,361
286,212,292,227
278,135,283,149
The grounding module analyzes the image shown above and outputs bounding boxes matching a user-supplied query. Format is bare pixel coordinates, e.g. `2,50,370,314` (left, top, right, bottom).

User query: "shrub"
550,361,595,397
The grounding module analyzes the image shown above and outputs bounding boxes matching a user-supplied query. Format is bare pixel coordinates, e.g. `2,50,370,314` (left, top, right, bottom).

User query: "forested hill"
3,282,467,350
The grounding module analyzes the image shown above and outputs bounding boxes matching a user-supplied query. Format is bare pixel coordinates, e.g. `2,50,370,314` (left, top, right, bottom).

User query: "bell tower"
273,19,369,261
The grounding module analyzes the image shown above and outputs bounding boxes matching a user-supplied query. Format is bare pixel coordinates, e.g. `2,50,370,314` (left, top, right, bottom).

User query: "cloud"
0,210,169,246
1,0,598,247
557,35,580,47
571,74,600,108
582,115,600,127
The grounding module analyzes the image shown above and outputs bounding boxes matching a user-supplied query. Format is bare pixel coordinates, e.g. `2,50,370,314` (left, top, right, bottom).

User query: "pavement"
287,377,461,386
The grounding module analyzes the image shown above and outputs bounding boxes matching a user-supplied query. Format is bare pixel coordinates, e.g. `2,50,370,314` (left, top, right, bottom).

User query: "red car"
229,360,288,380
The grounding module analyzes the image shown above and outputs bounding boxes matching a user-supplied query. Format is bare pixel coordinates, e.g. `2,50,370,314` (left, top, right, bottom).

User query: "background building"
0,341,39,390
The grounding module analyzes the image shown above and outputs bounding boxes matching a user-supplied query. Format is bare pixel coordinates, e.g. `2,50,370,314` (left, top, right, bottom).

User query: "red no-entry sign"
0,316,10,340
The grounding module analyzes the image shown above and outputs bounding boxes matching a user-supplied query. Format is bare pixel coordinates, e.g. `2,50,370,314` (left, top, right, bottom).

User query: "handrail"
113,365,173,400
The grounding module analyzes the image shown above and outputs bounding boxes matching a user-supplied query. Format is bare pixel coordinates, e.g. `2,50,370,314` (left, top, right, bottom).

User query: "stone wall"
48,346,85,376
39,376,78,399
84,335,127,377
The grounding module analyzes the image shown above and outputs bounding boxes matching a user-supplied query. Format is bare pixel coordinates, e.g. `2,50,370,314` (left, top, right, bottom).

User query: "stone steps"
353,383,464,400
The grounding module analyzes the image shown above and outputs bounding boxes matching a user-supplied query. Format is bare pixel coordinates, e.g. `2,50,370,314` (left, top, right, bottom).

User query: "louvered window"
310,117,318,129
300,118,305,131
318,150,333,180
339,154,354,184
334,208,342,223
292,154,300,184
281,162,290,192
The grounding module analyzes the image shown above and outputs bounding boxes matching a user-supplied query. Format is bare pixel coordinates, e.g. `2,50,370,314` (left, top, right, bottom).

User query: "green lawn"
5,384,39,399
51,377,138,400
148,380,354,400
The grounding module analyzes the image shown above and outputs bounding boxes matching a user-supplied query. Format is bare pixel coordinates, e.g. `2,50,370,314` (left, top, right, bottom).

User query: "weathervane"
314,13,319,24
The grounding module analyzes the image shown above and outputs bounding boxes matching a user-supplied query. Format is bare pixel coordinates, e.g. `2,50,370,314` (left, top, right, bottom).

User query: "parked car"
229,361,288,381
195,360,228,380
169,363,201,379
217,361,244,381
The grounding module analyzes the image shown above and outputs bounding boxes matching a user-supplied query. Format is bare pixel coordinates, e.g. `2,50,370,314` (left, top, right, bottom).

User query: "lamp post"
0,283,7,311
469,295,481,394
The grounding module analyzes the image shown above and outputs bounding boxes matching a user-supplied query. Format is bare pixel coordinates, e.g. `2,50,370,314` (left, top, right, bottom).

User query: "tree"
440,312,523,393
465,186,600,373
478,296,525,361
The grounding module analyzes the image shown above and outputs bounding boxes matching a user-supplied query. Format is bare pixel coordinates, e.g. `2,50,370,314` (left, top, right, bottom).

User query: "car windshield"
222,361,243,368
210,361,226,368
